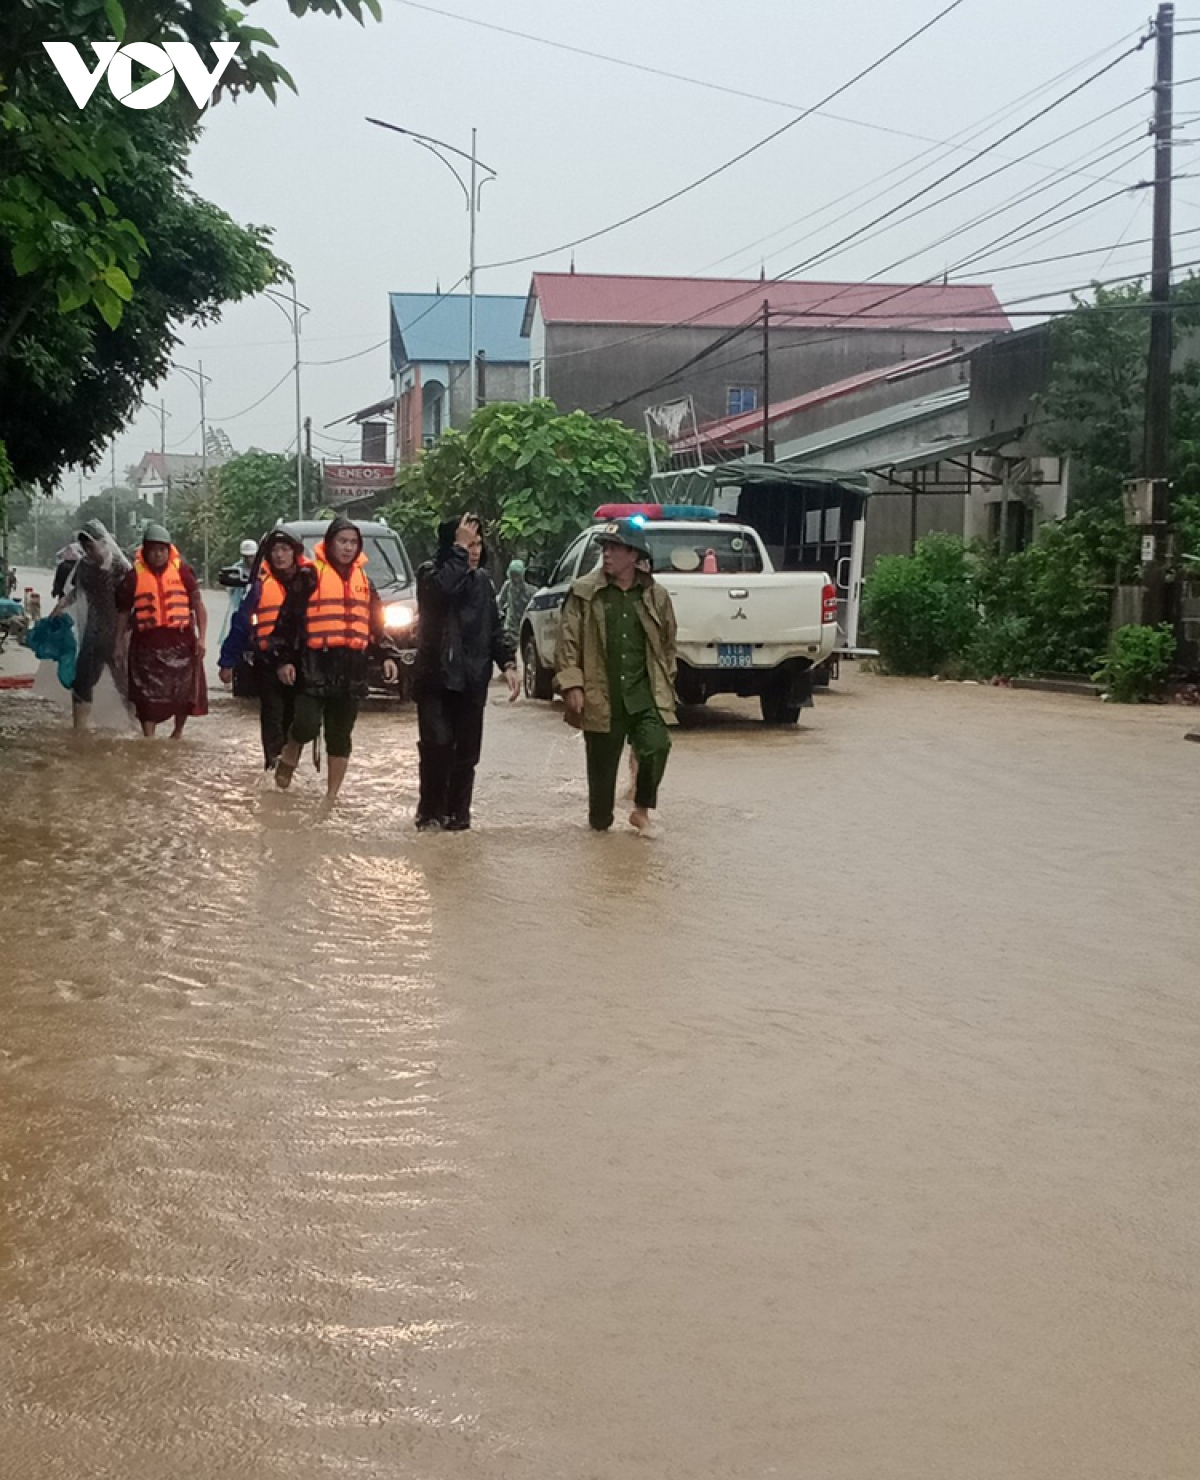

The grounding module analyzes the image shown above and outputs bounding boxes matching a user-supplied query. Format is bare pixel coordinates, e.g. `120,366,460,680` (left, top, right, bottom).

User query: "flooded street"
1,668,1198,1479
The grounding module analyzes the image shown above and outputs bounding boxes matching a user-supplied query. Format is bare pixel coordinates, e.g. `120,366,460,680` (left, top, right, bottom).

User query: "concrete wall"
968,325,1054,449
445,361,530,430
543,321,999,431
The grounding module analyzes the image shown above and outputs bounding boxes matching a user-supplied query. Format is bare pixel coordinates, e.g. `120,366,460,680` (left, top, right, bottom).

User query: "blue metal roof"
390,293,530,371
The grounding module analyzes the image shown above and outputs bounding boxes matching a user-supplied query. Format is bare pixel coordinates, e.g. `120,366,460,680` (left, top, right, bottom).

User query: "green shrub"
1094,624,1175,702
970,514,1119,679
862,534,977,675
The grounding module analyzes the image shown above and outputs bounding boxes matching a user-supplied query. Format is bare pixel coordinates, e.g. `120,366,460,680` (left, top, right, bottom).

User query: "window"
550,535,590,588
532,363,544,397
646,529,764,574
727,386,758,416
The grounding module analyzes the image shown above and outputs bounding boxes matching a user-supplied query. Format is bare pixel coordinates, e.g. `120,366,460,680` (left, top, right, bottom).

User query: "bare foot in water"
629,807,661,839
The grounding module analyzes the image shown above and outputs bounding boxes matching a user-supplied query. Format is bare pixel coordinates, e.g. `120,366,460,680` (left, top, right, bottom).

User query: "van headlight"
384,602,416,631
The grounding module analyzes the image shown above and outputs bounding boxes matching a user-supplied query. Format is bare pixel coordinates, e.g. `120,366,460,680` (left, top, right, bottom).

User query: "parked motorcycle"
0,595,28,653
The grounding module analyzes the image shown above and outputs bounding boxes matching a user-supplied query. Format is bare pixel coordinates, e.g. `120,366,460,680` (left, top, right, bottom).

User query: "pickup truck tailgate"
659,572,831,657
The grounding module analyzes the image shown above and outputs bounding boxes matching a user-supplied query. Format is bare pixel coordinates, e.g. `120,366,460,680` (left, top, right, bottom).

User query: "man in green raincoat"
555,519,677,837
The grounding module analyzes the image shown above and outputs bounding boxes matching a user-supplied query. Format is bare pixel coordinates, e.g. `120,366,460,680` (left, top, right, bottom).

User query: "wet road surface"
1,670,1198,1478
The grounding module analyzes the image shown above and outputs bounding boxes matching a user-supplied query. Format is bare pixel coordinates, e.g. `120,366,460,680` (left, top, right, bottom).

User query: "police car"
520,504,839,724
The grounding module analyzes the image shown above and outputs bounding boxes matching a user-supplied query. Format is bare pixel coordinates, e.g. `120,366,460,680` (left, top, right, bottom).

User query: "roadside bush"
1094,624,1175,702
970,512,1121,679
862,534,977,675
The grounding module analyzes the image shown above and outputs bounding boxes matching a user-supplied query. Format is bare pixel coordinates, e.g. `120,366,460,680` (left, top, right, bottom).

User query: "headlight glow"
384,602,415,631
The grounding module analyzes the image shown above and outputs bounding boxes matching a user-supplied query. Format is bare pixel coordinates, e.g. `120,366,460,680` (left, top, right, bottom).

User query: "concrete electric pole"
1141,2,1175,627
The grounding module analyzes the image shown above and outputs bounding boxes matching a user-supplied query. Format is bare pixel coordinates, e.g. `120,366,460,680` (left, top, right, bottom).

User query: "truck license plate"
718,644,753,668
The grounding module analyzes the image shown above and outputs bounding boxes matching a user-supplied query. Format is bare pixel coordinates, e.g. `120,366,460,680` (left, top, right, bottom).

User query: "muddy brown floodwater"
0,673,1198,1479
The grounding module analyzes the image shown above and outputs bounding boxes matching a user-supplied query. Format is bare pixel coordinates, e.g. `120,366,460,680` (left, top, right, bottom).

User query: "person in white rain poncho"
50,518,131,729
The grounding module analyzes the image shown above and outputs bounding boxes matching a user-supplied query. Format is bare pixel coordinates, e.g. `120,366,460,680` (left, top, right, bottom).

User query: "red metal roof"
674,348,970,454
525,272,1010,335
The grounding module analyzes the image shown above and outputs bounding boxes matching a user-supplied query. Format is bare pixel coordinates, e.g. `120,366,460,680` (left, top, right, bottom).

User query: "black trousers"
416,689,486,824
257,661,296,767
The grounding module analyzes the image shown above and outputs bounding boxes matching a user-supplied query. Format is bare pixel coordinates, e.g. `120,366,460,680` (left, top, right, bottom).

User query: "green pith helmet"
142,522,172,546
595,518,652,561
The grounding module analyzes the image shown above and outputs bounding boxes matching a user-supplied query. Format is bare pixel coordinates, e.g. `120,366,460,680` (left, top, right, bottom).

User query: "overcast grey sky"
75,0,1194,504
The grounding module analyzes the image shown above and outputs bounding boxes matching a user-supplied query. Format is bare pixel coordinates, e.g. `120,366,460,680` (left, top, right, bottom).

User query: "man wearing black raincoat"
413,514,519,831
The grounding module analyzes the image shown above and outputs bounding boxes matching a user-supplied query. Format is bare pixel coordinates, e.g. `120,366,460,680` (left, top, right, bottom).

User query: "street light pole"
468,125,478,404
264,283,308,519
366,118,496,413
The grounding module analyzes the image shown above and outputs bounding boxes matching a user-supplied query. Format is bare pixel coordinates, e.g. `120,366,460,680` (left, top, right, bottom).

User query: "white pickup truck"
519,509,838,724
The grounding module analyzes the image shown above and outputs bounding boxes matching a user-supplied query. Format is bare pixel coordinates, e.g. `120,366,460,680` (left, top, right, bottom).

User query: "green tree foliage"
0,0,381,490
969,508,1135,678
1043,276,1200,546
180,450,321,570
5,484,156,561
861,534,978,676
1095,623,1176,702
382,400,653,568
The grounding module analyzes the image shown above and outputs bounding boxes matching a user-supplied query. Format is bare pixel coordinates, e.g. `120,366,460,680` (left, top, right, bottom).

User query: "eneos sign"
43,40,240,111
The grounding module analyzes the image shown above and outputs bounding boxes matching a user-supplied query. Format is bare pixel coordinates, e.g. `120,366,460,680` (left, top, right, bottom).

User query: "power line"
479,0,974,270
775,38,1149,284
210,366,293,423
536,41,1153,386
302,274,470,368
699,57,1149,280
397,0,1140,164
719,101,1148,285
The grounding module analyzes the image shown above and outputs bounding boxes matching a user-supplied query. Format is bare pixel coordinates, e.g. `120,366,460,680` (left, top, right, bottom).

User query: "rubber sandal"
274,760,296,790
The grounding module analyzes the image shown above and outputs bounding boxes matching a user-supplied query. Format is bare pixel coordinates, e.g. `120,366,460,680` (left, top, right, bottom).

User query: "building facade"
522,272,1012,433
391,293,530,464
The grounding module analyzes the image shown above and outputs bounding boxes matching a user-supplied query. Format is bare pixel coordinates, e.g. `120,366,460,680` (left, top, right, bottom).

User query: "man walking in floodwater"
413,514,519,831
115,523,208,739
555,518,677,837
51,518,130,729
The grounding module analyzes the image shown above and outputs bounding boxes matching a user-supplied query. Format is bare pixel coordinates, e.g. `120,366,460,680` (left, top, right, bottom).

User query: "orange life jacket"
306,544,371,651
132,548,192,632
251,556,310,651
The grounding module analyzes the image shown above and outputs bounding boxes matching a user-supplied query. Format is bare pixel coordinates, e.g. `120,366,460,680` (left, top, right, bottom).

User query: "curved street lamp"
263,281,310,519
366,118,497,410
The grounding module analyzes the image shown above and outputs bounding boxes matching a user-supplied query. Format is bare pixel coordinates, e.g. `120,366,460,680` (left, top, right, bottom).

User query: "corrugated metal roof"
390,293,530,368
763,385,971,469
524,273,1010,335
674,348,969,453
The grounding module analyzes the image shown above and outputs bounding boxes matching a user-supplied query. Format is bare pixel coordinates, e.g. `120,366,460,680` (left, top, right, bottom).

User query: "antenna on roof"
435,278,442,295
760,263,766,281
569,252,576,275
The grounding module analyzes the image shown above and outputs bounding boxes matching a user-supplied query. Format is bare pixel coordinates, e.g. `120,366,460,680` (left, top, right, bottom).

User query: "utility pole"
304,415,312,461
291,280,303,517
175,362,212,582
475,350,487,409
155,400,170,521
761,300,774,464
468,124,478,410
198,360,209,584
1143,1,1175,626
